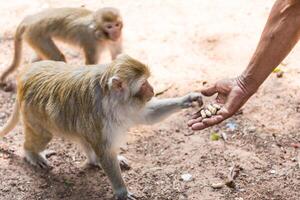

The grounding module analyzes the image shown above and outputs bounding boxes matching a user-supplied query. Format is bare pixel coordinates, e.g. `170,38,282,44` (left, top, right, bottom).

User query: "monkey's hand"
179,92,203,108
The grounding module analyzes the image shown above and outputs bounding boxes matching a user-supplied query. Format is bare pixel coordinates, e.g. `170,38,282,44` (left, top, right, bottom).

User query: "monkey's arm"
138,93,202,125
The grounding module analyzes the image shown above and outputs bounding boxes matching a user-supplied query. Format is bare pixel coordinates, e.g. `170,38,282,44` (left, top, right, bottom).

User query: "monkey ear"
108,76,123,91
89,23,104,39
95,30,105,39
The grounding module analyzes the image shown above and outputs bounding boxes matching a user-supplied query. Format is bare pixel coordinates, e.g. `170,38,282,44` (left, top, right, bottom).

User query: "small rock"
291,143,300,148
211,182,224,189
276,71,284,78
180,173,193,182
220,132,227,141
235,198,244,200
270,169,276,174
2,187,10,192
0,112,5,119
248,126,256,133
226,122,237,131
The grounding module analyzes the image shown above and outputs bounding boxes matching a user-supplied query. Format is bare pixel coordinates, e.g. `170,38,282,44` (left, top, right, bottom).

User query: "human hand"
188,77,255,130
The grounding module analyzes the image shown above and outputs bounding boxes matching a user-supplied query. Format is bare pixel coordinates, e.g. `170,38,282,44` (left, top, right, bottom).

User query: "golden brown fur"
0,7,123,84
0,54,202,200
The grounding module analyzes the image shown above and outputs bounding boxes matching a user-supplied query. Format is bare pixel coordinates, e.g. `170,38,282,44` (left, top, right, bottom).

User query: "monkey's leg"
81,141,131,170
80,140,101,168
97,147,137,200
23,125,53,169
28,37,66,62
83,46,99,64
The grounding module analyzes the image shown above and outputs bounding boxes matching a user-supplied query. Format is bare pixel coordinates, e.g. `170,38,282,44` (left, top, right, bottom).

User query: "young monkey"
0,54,202,200
0,7,123,86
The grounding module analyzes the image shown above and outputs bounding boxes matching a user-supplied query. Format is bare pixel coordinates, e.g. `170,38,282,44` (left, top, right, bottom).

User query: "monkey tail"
0,102,20,139
0,26,25,83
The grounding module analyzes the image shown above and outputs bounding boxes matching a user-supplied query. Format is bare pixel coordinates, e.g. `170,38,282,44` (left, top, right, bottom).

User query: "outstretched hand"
188,77,254,130
180,92,203,108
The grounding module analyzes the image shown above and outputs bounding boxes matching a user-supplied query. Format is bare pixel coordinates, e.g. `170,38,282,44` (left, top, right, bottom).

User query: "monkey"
0,54,202,200
0,7,123,86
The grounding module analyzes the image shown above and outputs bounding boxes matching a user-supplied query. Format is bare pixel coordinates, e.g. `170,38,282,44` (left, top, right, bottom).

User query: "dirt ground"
1,0,300,199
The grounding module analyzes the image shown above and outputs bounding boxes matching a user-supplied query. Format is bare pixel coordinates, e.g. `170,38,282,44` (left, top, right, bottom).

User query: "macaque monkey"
0,7,123,85
0,54,202,200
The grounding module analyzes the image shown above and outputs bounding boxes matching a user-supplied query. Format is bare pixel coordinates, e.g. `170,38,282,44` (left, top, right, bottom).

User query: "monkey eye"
106,24,113,29
115,23,120,27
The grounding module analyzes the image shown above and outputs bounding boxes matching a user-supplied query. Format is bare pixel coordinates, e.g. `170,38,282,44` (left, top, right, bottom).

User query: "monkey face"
134,80,154,102
92,7,123,42
102,21,123,41
110,77,154,103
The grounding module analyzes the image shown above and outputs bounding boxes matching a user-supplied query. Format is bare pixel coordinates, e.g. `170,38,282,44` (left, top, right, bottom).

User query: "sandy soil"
0,0,300,199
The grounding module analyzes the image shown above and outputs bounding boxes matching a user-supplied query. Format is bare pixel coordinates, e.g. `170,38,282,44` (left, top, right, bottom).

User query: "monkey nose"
150,87,154,96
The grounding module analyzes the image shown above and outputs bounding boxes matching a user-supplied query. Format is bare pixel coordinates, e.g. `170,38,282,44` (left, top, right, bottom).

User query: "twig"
210,164,242,189
272,133,286,153
155,83,173,96
225,164,242,188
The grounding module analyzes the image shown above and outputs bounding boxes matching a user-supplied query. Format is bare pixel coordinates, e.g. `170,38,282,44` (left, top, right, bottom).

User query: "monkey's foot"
117,191,138,200
82,159,102,169
24,151,50,169
117,155,131,171
41,150,57,159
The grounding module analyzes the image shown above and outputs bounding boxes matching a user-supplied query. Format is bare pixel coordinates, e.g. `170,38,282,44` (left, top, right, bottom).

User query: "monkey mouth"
146,95,153,102
110,33,121,41
110,37,119,42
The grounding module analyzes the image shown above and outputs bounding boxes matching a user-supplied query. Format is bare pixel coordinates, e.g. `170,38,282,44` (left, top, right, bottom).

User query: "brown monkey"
0,7,123,85
0,54,202,200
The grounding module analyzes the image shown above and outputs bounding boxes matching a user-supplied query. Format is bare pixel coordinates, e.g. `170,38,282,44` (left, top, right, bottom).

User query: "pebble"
220,132,228,141
0,112,6,119
211,182,224,189
226,122,237,131
235,198,244,200
180,173,193,182
248,126,256,133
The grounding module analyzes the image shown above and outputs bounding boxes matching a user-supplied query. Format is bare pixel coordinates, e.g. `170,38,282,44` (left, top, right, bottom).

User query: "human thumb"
201,84,217,97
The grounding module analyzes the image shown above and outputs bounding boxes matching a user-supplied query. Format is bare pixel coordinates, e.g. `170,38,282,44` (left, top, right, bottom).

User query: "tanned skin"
189,0,300,130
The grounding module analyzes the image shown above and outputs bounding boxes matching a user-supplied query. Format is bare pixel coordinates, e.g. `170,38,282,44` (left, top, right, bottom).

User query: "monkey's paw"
24,151,51,169
82,159,102,169
180,92,203,108
118,155,131,171
117,191,138,200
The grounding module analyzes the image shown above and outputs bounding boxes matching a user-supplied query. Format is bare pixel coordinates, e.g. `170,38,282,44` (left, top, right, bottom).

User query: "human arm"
188,0,300,130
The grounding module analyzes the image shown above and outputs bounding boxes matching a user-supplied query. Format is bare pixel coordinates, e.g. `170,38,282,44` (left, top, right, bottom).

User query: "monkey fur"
0,54,202,200
0,7,123,85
